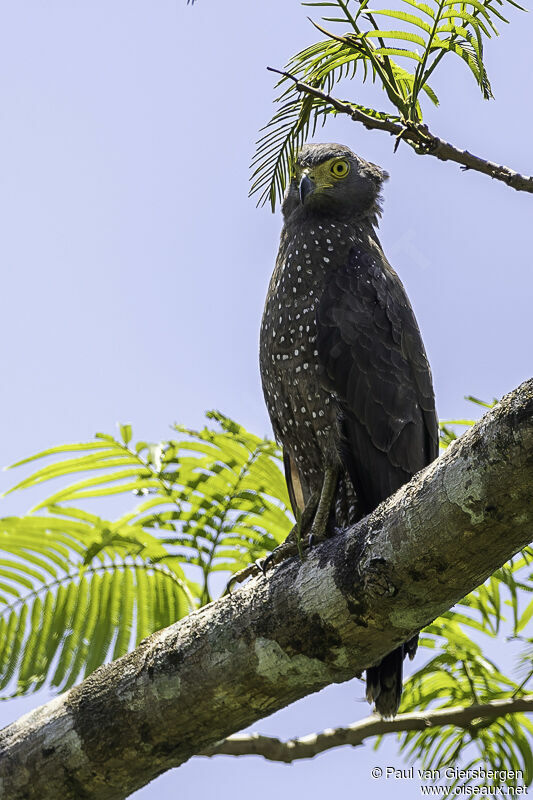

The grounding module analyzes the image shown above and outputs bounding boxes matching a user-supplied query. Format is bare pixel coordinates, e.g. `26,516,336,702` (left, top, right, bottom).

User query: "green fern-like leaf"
386,541,533,787
0,413,293,695
0,512,194,696
250,0,523,210
3,383,531,783
396,617,533,788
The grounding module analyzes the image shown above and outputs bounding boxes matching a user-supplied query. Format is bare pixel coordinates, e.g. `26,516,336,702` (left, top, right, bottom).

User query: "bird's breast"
259,223,352,473
261,220,354,371
261,260,321,374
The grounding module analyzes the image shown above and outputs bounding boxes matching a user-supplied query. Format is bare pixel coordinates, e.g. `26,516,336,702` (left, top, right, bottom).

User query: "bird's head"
282,143,388,224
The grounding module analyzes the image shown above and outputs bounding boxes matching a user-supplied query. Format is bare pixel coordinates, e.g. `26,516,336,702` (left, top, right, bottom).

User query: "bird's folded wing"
316,246,439,513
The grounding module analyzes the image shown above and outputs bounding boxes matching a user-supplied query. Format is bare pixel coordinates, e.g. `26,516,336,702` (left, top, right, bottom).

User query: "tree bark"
1,379,532,800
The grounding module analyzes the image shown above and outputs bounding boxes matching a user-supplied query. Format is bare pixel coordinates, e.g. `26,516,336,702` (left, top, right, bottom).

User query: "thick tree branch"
268,68,533,194
1,379,532,800
202,696,533,763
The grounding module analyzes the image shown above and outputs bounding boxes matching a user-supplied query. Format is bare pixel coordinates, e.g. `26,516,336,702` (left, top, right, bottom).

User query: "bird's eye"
330,160,350,178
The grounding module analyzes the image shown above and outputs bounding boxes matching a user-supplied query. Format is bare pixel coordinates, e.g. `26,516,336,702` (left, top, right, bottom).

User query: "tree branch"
201,696,533,763
268,67,533,194
1,379,532,800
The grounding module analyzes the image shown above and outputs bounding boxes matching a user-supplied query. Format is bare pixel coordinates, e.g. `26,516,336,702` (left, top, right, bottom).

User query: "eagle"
259,142,438,717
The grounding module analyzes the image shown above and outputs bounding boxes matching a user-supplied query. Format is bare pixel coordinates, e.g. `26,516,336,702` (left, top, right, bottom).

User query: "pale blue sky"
1,0,532,797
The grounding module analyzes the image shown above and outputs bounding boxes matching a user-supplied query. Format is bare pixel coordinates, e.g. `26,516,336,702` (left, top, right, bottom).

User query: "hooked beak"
299,174,315,205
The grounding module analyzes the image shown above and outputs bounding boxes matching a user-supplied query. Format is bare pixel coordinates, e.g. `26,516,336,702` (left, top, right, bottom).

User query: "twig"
267,67,533,194
201,696,533,763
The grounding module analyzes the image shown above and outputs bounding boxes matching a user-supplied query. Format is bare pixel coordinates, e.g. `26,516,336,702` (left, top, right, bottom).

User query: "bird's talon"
224,560,263,593
307,530,327,551
256,556,268,574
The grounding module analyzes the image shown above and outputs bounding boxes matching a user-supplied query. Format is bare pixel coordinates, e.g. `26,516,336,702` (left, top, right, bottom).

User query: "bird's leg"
259,488,320,573
225,469,337,592
224,490,319,592
260,466,338,573
307,465,338,547
293,508,305,562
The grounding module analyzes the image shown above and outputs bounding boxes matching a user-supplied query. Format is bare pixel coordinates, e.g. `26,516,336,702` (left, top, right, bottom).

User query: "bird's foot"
225,475,338,592
251,487,320,575
271,525,328,562
260,468,338,573
224,538,302,593
258,498,319,571
259,535,302,574
307,529,326,550
259,510,328,572
225,558,269,593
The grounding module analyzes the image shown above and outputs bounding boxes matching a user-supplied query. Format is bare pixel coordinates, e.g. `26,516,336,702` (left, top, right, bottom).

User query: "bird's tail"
366,635,418,719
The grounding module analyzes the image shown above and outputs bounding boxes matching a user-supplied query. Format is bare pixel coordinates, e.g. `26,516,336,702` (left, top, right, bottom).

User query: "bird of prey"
259,142,438,718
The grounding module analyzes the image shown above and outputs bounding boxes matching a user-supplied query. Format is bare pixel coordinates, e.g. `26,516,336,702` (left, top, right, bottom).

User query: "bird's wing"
316,245,438,513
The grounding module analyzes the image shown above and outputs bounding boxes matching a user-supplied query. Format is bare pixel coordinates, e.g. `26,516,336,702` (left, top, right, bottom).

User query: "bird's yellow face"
293,157,351,204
